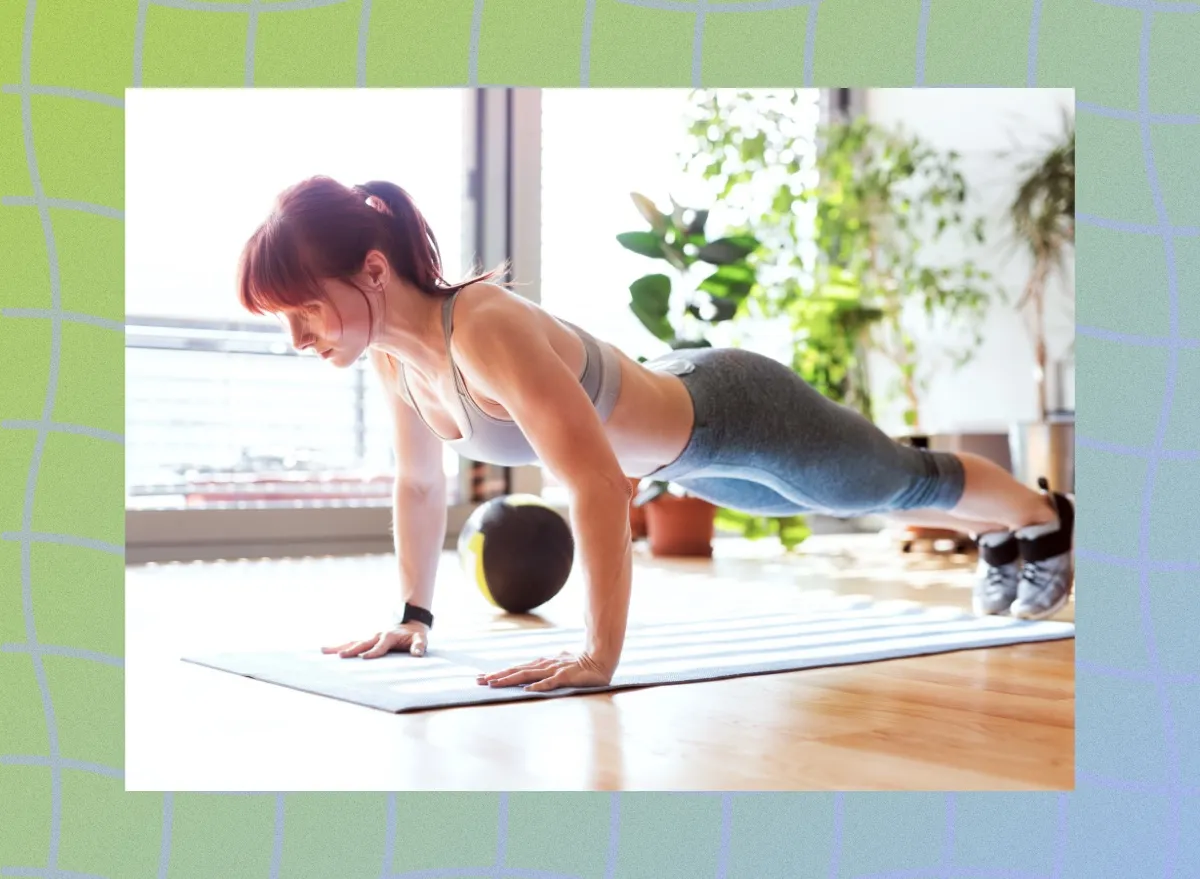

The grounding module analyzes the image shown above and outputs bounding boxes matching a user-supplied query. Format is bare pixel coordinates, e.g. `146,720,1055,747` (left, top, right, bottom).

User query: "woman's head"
237,175,501,367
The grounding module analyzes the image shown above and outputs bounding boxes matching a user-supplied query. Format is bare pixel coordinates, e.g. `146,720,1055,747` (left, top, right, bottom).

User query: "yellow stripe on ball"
503,494,548,507
463,530,499,607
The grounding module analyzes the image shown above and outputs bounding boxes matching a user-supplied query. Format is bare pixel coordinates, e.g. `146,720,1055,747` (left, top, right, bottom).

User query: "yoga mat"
181,599,1075,713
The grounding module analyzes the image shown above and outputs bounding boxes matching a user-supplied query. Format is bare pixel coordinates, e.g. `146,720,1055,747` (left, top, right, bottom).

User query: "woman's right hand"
322,621,430,659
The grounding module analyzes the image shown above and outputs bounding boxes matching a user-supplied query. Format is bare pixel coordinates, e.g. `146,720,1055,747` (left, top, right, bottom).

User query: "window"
125,89,473,511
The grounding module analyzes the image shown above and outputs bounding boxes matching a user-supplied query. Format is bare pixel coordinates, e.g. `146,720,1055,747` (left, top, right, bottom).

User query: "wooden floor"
124,532,1073,792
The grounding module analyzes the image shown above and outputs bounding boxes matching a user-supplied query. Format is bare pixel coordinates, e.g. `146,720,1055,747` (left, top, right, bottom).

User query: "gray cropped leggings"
643,347,966,518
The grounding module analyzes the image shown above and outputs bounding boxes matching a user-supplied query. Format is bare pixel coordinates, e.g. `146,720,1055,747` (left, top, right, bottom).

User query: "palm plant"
1008,110,1075,421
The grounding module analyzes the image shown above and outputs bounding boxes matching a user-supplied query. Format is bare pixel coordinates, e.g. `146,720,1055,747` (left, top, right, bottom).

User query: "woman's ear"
361,249,390,290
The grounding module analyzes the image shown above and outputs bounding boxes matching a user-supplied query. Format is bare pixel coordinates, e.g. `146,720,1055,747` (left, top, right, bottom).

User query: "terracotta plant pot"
645,494,716,557
903,525,961,540
628,478,648,540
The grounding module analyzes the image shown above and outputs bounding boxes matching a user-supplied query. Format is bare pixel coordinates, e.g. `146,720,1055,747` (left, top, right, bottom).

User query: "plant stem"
1030,251,1051,422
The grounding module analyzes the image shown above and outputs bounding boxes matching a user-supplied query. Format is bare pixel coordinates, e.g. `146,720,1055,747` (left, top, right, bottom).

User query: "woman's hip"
641,346,965,514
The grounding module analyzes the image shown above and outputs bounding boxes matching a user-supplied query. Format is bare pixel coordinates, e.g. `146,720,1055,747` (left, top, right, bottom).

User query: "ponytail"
354,180,506,296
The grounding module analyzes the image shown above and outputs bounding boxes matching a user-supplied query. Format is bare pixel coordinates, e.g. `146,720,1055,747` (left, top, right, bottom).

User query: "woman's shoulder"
455,279,524,312
453,279,548,333
450,281,579,364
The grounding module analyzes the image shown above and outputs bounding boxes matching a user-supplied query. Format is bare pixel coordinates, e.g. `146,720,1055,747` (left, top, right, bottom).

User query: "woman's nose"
285,318,309,351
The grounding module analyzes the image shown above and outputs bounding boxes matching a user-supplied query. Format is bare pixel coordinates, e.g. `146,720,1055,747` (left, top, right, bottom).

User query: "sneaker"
1011,477,1075,620
973,531,1020,615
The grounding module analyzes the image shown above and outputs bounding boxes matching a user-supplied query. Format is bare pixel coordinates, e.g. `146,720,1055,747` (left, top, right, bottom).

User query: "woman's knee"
885,449,966,511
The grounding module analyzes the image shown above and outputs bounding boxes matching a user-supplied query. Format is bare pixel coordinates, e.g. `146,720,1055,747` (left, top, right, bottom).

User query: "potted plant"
1004,111,1075,493
616,191,760,557
631,481,716,557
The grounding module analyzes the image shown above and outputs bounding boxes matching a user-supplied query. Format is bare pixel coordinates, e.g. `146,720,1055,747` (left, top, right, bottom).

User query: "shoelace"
1022,559,1058,590
984,563,1015,596
1019,559,1068,611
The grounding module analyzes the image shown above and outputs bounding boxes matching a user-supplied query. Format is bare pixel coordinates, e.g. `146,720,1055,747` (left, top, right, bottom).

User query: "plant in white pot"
616,191,794,557
1005,111,1075,492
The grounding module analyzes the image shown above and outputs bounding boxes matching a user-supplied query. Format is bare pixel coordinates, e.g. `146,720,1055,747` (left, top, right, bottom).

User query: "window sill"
125,502,480,565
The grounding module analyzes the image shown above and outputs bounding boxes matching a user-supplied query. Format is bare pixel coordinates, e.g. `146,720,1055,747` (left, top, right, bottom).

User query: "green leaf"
629,302,675,343
628,274,674,341
616,231,666,260
697,235,760,265
698,264,756,301
715,508,767,539
715,508,811,551
630,192,668,233
670,338,712,350
777,515,812,551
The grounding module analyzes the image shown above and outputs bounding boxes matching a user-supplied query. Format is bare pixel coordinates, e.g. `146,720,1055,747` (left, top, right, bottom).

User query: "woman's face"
280,278,374,368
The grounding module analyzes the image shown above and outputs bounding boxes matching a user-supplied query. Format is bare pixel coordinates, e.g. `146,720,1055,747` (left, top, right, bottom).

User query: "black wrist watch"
399,602,434,629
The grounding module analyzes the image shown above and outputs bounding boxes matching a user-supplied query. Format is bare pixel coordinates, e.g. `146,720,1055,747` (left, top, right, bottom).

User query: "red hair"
237,175,505,316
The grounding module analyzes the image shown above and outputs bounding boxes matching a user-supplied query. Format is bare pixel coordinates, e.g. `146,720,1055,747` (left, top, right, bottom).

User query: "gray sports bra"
396,290,623,466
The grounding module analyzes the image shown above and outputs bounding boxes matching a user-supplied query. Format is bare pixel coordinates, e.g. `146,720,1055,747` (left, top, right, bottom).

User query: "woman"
236,175,1075,693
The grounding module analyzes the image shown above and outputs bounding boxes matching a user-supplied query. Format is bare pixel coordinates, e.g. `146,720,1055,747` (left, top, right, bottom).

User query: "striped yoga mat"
182,599,1074,713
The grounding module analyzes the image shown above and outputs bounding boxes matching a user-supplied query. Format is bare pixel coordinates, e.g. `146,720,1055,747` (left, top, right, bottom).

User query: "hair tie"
364,194,394,218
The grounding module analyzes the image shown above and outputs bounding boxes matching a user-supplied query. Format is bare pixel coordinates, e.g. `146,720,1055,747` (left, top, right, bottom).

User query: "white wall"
863,88,1075,435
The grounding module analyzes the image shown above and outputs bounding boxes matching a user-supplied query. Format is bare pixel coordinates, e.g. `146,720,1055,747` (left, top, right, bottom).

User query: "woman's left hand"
476,651,614,692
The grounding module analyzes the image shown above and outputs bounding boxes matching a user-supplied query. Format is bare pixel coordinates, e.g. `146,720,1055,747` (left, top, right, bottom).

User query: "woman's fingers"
336,635,382,658
480,659,567,687
410,630,428,657
365,631,404,658
321,640,363,654
485,667,555,688
476,657,556,684
323,625,431,660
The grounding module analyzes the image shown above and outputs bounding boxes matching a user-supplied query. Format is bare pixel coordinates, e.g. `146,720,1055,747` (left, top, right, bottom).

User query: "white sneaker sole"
973,598,1015,617
1011,576,1074,621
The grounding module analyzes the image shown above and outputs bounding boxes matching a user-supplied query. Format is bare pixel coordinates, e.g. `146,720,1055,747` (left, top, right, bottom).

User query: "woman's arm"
454,301,634,684
324,352,448,660
392,479,447,611
369,349,449,613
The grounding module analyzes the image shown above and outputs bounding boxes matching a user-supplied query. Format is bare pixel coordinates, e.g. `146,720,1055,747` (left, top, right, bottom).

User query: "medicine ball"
457,494,575,614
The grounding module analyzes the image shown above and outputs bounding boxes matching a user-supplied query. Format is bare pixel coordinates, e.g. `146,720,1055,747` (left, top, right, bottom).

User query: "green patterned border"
3,0,1198,876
